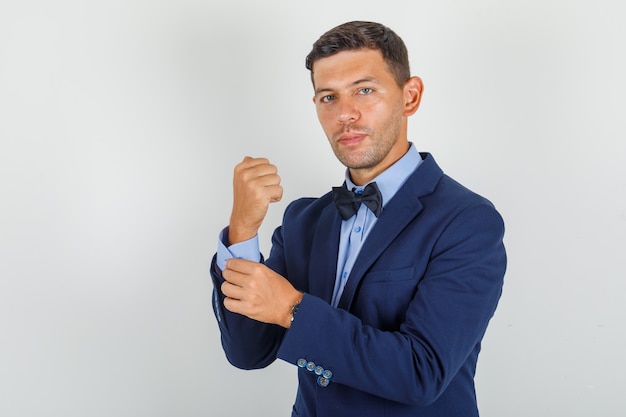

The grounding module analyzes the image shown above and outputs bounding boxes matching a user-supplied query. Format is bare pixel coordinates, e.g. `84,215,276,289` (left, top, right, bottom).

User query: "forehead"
311,49,395,89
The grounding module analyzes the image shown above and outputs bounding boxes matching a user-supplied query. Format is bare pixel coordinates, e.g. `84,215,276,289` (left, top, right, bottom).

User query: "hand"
229,157,283,244
221,258,303,328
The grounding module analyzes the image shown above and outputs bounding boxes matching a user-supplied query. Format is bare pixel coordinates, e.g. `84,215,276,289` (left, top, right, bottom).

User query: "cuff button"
317,376,330,387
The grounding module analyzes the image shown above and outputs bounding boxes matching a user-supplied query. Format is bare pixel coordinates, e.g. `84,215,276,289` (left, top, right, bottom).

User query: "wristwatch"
290,299,302,323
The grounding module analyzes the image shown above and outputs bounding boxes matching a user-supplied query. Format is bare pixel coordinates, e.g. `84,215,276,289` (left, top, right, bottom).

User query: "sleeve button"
317,376,330,387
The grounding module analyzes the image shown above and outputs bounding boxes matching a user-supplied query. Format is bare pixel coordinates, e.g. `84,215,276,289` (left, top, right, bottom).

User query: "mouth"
336,131,367,146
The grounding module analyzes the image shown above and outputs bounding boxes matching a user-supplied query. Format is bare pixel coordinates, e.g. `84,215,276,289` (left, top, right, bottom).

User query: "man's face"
312,49,416,185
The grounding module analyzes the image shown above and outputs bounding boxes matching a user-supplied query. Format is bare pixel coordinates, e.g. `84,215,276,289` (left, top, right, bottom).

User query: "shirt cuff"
216,226,262,270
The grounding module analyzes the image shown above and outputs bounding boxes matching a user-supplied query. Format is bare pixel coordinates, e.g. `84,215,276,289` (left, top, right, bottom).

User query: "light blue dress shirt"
216,143,423,307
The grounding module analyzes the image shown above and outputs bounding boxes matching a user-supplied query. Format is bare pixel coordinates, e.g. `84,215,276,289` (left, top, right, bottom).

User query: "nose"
336,97,360,124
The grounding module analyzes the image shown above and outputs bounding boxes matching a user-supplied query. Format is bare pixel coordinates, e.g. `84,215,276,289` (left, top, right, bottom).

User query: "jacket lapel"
308,202,343,303
336,191,422,310
337,153,443,310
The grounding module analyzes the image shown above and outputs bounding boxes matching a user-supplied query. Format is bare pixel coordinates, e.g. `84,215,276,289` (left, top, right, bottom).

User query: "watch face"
291,300,301,322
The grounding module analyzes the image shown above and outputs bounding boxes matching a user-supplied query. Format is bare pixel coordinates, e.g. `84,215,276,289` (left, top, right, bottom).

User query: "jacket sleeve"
276,202,506,406
210,255,286,369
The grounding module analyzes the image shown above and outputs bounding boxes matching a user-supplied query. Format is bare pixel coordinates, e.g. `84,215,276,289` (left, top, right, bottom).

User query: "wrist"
285,292,303,328
228,224,258,245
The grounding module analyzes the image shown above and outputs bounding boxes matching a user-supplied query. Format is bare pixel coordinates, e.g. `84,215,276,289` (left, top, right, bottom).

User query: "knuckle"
247,278,259,290
251,262,264,274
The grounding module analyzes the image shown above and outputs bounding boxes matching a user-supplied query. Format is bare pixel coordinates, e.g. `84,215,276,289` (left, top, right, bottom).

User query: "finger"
224,257,258,275
221,280,245,300
221,265,249,287
237,157,272,171
234,159,272,183
245,166,280,185
223,296,244,314
243,179,282,203
249,173,281,189
239,157,277,175
267,184,283,202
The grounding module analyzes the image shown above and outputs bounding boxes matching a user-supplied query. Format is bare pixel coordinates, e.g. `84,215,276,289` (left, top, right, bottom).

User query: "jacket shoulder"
409,153,500,214
284,192,334,223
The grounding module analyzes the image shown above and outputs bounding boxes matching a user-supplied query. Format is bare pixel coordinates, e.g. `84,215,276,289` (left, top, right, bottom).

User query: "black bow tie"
332,182,383,220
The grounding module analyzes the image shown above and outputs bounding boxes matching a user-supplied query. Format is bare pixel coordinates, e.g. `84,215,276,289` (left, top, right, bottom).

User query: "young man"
211,21,506,417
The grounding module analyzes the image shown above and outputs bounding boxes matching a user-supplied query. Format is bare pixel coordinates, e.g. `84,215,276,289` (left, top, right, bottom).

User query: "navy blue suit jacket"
211,153,506,416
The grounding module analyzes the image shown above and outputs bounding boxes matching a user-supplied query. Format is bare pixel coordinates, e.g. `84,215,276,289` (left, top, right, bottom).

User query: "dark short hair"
305,21,410,87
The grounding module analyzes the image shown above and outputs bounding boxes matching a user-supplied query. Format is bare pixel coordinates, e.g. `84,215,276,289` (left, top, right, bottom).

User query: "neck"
349,141,410,186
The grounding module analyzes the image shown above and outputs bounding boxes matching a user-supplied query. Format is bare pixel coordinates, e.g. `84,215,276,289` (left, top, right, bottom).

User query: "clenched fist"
229,157,283,245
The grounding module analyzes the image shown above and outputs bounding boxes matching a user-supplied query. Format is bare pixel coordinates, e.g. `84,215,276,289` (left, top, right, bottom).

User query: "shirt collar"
344,142,423,207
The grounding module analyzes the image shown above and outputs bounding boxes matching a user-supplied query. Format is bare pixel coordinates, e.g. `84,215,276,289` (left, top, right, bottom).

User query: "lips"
336,131,368,146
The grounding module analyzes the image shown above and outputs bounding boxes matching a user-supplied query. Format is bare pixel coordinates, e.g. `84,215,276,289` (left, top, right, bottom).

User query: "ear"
402,76,424,116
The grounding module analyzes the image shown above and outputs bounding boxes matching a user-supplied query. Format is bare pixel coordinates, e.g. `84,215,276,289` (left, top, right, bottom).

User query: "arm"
276,203,506,406
211,156,301,368
228,156,283,244
211,256,289,369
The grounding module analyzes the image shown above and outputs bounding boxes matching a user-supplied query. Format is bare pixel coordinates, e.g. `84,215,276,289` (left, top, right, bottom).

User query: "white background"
1,1,625,416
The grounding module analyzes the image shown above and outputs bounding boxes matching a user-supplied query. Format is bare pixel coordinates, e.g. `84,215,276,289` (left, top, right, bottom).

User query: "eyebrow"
314,77,381,95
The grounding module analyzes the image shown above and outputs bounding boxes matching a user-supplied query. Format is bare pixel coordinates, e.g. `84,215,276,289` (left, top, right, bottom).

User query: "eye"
320,95,335,103
357,87,373,95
